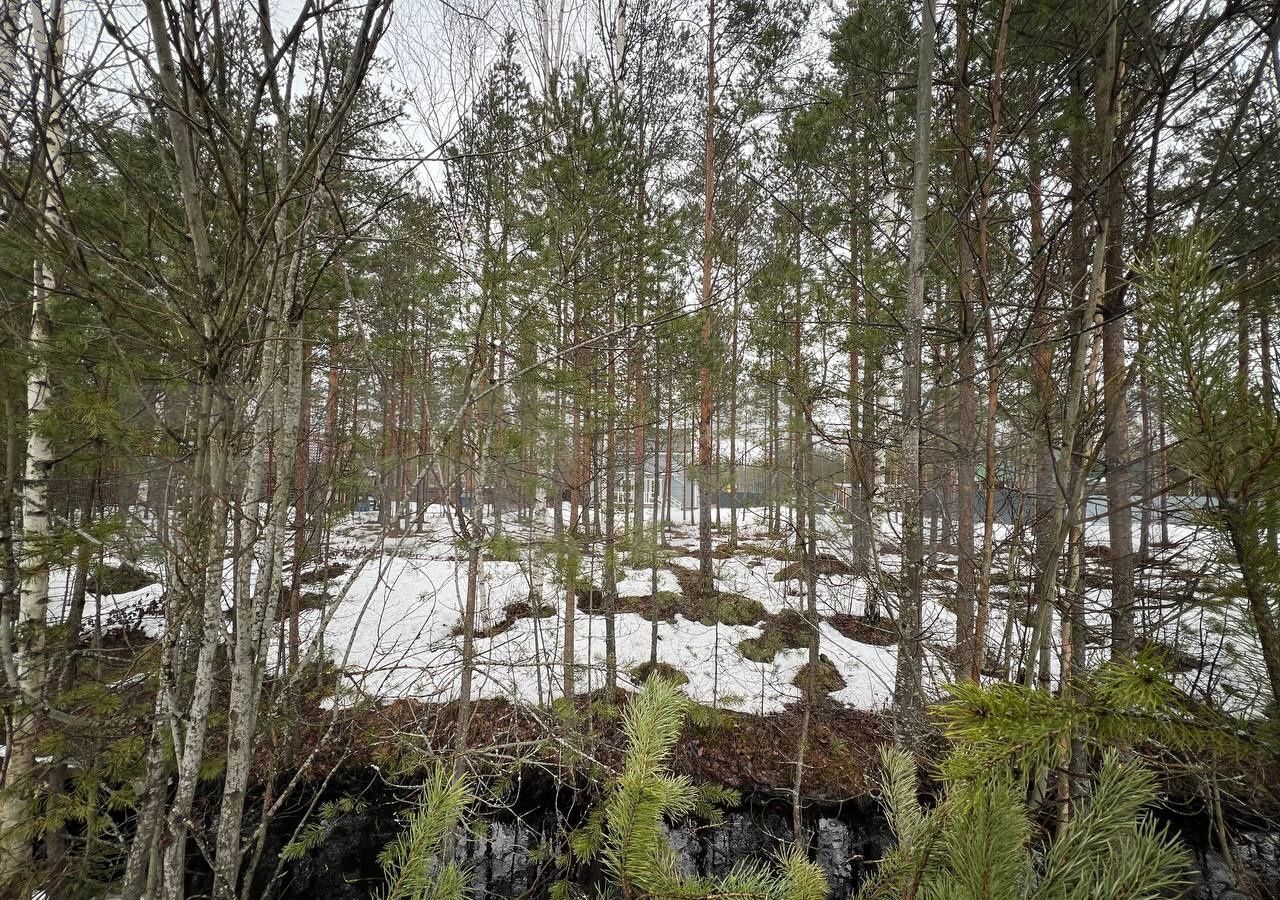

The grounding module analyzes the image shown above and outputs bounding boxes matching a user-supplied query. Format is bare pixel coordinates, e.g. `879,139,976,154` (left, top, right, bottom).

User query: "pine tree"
377,765,474,900
569,677,828,900
859,746,1189,900
1140,233,1280,710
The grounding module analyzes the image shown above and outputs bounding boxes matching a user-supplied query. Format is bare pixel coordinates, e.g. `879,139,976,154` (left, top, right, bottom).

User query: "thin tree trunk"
663,379,674,525
288,357,312,675
213,318,307,899
894,0,935,737
603,284,619,693
1226,516,1280,704
697,0,717,596
1103,119,1135,658
847,160,872,574
0,398,19,693
953,0,977,679
971,0,1012,681
454,383,489,774
1024,0,1120,688
0,0,20,224
729,248,740,545
565,385,581,702
650,373,662,665
143,3,244,886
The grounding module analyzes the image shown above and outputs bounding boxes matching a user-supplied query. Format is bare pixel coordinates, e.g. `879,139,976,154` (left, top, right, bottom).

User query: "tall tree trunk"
453,368,489,775
0,2,63,882
1024,0,1119,689
650,373,662,665
0,0,20,224
729,247,740,546
894,0,935,737
847,162,872,574
1028,146,1058,687
663,379,674,525
952,0,977,679
1226,516,1280,705
632,326,647,545
163,397,231,900
697,0,717,597
1103,129,1135,658
288,355,312,675
859,276,879,617
213,316,307,900
565,388,581,702
134,4,231,889
771,371,781,535
972,0,1012,680
212,24,371,876
603,284,619,693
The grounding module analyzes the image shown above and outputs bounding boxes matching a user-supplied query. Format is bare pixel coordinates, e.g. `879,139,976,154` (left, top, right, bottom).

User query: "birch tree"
0,0,63,884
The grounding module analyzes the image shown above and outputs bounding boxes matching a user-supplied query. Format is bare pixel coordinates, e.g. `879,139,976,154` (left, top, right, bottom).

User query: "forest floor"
55,503,1271,798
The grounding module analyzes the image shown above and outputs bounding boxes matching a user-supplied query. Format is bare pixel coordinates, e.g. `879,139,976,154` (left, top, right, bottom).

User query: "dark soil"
341,689,896,800
676,702,897,799
828,614,898,647
454,600,556,639
297,590,328,610
773,556,856,582
668,563,714,598
298,562,350,585
582,589,676,618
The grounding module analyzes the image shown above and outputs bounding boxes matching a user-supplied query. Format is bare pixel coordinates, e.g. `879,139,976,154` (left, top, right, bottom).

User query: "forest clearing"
1,0,1279,898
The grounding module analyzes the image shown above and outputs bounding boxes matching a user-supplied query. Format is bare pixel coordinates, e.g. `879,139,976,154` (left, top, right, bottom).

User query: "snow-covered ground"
49,503,1271,718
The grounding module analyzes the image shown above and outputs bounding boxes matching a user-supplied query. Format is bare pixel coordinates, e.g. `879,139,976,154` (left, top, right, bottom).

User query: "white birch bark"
0,0,21,220
0,0,62,883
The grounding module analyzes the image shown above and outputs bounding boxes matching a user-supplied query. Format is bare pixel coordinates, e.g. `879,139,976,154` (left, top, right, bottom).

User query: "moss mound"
793,654,847,694
738,608,814,663
706,594,768,627
584,588,766,629
86,562,157,595
630,661,689,687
